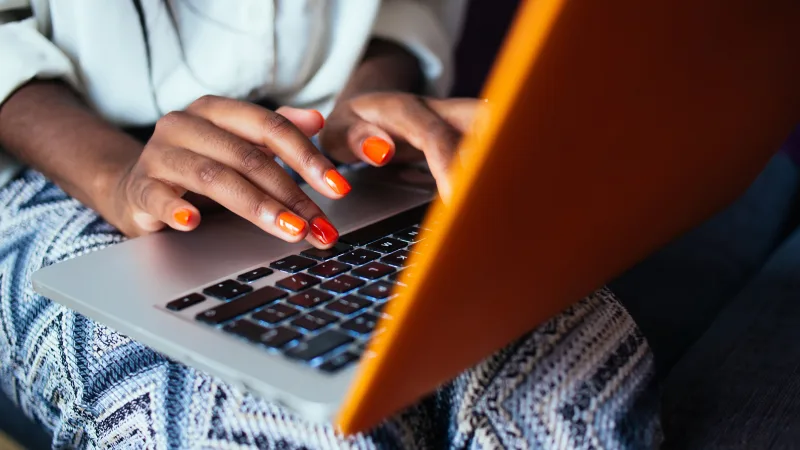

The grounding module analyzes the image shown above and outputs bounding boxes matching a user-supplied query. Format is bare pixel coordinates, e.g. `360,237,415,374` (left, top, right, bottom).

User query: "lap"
0,170,659,449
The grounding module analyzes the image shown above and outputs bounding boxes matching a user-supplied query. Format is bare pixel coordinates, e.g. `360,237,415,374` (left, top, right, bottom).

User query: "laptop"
31,0,800,434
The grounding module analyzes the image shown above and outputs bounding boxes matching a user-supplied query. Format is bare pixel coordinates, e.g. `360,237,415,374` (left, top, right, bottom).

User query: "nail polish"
276,212,306,236
362,136,393,165
173,208,191,226
323,169,351,195
310,217,338,245
310,109,325,128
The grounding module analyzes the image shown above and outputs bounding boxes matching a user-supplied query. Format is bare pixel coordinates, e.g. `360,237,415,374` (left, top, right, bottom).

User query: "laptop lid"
338,0,800,433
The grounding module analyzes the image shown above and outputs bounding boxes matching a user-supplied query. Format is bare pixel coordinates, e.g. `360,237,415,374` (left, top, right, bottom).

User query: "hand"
112,95,352,248
319,93,480,201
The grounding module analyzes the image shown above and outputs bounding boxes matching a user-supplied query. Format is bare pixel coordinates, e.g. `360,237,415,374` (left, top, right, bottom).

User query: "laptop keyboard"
164,204,429,374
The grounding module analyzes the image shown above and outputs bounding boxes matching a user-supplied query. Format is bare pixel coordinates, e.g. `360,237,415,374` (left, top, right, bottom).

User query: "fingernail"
173,208,191,226
310,217,338,245
310,109,325,128
324,169,351,196
276,212,306,236
362,136,393,165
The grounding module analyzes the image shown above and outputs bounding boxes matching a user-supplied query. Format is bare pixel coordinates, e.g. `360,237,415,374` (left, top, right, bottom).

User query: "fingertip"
275,211,308,241
362,136,394,166
275,106,324,137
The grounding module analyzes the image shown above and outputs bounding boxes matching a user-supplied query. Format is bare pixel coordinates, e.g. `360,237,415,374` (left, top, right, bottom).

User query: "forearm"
0,81,142,215
337,39,425,101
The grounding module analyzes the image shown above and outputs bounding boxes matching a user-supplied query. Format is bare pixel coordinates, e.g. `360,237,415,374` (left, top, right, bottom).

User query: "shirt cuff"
0,17,80,106
371,1,455,97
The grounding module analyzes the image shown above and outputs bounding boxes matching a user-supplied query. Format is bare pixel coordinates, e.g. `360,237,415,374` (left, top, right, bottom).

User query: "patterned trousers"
0,170,661,449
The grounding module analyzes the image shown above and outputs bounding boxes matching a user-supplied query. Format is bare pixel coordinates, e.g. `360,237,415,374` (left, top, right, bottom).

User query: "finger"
275,106,325,137
128,177,201,232
184,96,350,198
422,98,482,132
321,112,397,166
351,95,462,200
147,145,312,243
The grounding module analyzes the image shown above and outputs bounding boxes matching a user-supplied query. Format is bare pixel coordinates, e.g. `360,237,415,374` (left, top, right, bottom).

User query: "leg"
0,171,659,448
609,154,800,376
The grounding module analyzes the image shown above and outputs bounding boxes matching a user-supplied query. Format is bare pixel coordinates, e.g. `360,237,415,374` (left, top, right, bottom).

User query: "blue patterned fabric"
0,170,661,449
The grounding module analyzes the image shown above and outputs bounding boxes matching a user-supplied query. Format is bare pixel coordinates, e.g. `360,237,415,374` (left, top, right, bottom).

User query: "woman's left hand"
319,93,481,201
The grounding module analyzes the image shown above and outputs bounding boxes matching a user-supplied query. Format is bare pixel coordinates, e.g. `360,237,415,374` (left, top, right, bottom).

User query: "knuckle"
248,197,272,220
282,192,316,215
155,111,186,130
187,94,220,112
239,146,272,175
195,160,226,186
261,112,293,139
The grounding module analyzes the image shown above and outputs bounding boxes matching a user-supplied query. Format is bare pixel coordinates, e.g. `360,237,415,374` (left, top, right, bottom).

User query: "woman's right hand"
111,95,351,248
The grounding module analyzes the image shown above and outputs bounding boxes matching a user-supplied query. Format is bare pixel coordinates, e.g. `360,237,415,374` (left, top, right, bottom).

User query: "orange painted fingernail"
276,212,306,236
173,208,191,226
310,217,338,245
324,169,351,196
362,136,393,165
310,109,325,128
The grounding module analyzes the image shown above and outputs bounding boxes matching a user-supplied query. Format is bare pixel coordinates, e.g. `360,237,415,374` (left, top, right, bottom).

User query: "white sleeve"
0,0,81,106
371,0,469,97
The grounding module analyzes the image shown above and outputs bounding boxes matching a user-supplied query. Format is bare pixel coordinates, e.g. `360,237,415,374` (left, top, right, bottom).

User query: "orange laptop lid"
338,0,800,433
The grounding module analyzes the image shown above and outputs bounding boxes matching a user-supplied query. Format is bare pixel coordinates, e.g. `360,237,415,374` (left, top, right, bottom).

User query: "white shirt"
0,0,468,185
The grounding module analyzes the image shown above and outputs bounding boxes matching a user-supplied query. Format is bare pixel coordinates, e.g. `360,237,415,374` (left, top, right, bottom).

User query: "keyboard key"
338,249,380,265
358,281,395,299
223,320,300,348
320,275,365,294
366,238,407,254
380,250,412,267
319,351,360,373
342,313,380,334
339,204,429,246
326,295,372,315
252,303,299,324
196,286,287,324
292,310,338,331
287,289,333,308
372,302,386,314
301,243,352,261
352,262,395,280
166,293,205,311
276,273,321,292
393,226,423,243
203,280,253,300
237,267,273,283
308,260,351,278
285,330,354,361
270,255,316,273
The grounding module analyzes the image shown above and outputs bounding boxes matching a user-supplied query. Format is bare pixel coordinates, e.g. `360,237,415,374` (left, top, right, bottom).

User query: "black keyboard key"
196,286,287,324
358,281,395,299
352,262,395,280
166,293,205,311
301,243,352,261
223,320,300,348
338,249,381,265
237,267,273,283
276,273,321,291
203,280,253,300
393,226,423,243
287,289,332,308
339,204,429,246
319,351,360,373
381,250,412,267
270,255,316,273
372,302,386,314
252,303,299,324
366,238,407,254
286,330,354,361
342,313,380,334
320,275,365,293
326,295,372,315
292,310,338,331
308,260,351,278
